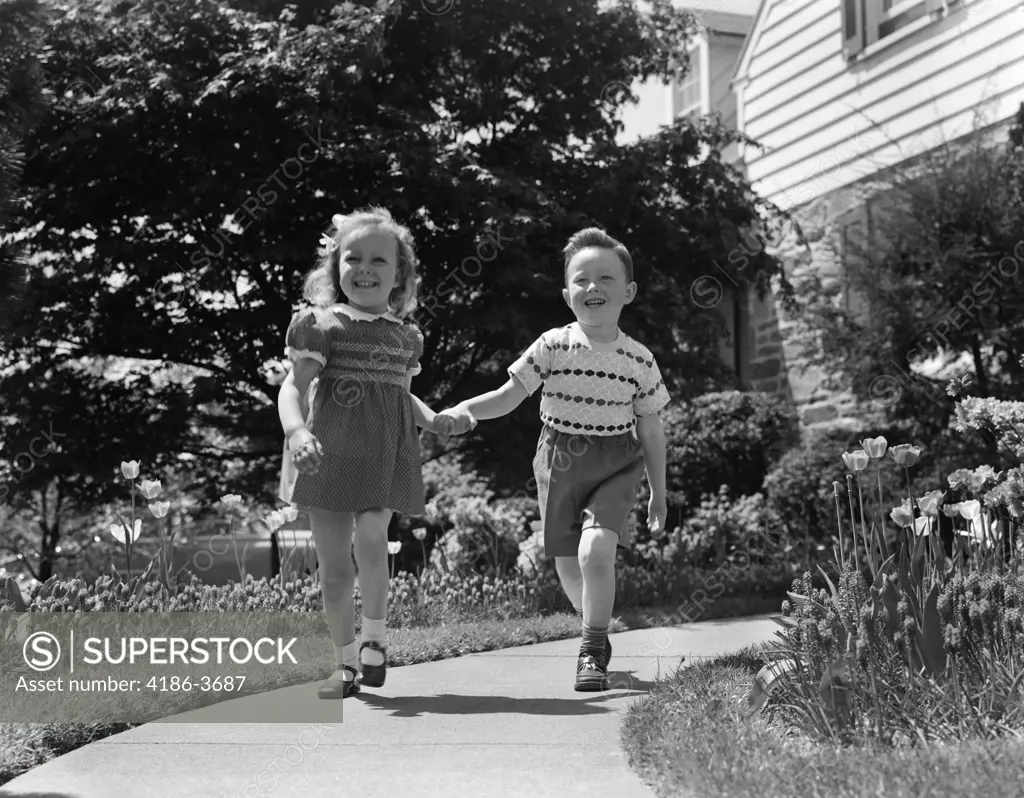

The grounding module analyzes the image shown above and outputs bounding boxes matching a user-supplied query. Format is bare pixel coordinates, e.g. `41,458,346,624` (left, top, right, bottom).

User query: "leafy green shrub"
414,456,540,577
518,508,795,615
661,390,799,517
953,394,1024,474
421,460,536,576
762,428,860,551
631,488,781,570
761,423,983,556
615,557,794,615
425,494,533,576
676,489,780,568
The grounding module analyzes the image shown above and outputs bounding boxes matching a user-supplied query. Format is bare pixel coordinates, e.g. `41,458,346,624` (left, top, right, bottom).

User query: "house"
723,0,1024,430
619,1,761,379
621,0,760,166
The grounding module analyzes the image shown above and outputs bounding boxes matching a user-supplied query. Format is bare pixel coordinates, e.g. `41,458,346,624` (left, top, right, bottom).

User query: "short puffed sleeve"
633,349,671,417
284,309,330,367
405,323,425,377
507,332,553,396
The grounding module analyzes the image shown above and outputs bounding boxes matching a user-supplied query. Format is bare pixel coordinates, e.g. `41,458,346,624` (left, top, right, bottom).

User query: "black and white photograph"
2,0,1024,795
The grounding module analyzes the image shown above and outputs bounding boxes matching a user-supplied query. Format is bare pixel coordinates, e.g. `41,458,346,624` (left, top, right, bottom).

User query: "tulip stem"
875,464,888,564
846,475,859,573
290,528,299,583
129,480,136,583
230,515,245,583
856,474,875,579
833,483,846,570
980,510,994,572
876,467,885,526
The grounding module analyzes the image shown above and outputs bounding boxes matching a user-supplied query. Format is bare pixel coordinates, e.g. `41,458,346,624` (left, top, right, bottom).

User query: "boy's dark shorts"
533,424,646,558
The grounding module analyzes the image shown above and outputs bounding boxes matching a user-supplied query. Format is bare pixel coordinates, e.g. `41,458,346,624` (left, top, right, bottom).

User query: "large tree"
0,0,54,577
2,0,785,578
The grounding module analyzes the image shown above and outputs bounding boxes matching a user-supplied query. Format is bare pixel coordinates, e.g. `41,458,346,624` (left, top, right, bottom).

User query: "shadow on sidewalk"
357,693,615,718
0,792,78,797
357,673,654,718
675,613,779,627
606,671,661,693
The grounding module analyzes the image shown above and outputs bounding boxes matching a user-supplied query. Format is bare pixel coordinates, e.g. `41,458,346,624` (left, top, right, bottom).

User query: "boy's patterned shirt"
508,323,670,436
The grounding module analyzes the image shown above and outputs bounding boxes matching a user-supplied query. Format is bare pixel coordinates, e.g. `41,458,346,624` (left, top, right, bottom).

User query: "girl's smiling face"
336,225,399,314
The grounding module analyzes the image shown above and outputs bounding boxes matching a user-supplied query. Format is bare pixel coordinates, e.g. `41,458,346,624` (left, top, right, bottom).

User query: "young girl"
277,207,474,699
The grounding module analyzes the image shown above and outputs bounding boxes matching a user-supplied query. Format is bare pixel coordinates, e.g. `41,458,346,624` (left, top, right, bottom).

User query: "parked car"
113,517,318,586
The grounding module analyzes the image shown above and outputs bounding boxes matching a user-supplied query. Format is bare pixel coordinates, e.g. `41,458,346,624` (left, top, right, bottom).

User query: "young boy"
440,228,669,691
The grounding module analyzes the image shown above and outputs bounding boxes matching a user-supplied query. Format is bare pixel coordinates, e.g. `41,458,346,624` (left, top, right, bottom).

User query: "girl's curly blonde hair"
303,206,421,318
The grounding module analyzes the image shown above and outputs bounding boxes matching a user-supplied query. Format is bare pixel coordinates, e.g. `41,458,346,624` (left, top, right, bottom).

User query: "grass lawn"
0,592,781,787
621,648,1024,798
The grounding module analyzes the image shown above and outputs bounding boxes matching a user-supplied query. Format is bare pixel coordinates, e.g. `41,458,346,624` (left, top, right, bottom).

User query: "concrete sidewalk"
0,615,778,798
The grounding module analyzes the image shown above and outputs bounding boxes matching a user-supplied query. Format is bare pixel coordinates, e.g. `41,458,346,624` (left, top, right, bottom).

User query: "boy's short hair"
562,227,634,283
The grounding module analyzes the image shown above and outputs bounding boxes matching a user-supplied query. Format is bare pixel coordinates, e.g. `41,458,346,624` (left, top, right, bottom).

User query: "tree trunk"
971,337,989,397
35,480,61,583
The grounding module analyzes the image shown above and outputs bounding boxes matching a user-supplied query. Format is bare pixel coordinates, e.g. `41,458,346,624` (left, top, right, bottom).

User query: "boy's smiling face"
562,246,636,329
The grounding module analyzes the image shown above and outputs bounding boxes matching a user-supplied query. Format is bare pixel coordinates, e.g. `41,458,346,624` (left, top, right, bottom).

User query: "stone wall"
727,181,887,435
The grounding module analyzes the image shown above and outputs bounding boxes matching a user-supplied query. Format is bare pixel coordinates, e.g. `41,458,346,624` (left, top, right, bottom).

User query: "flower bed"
623,382,1024,796
758,397,1024,747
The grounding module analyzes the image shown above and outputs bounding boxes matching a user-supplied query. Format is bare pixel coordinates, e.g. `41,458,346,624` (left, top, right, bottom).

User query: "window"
842,0,945,60
673,43,704,118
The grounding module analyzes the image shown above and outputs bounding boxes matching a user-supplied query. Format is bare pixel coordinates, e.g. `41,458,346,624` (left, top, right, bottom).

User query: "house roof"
698,10,754,36
672,0,761,14
731,0,770,86
668,1,756,44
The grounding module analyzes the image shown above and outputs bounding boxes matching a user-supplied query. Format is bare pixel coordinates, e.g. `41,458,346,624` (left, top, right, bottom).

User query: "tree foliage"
0,0,49,329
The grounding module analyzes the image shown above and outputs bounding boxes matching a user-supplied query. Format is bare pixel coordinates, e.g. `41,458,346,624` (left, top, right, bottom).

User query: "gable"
731,0,772,86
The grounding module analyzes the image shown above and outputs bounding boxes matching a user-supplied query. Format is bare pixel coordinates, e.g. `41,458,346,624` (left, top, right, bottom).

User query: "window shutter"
843,0,864,58
864,0,882,48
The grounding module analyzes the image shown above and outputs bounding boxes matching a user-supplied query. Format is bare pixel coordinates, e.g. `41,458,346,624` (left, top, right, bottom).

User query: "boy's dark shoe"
575,648,610,692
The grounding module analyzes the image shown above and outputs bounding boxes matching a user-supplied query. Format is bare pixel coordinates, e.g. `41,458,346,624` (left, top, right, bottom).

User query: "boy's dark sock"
581,623,608,658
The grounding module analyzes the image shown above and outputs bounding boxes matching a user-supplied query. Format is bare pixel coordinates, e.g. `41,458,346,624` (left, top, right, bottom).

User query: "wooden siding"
739,0,1024,209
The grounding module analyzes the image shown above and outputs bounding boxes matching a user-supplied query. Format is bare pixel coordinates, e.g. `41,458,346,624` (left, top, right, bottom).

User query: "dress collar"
329,303,402,325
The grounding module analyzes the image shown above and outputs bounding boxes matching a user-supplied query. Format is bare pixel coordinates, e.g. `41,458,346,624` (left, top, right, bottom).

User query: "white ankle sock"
360,616,387,666
334,641,359,671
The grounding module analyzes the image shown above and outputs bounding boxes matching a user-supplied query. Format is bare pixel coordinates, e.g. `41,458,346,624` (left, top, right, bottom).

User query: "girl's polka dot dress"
278,304,426,517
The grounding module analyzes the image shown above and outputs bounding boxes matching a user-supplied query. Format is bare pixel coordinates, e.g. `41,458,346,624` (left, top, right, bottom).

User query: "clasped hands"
433,404,477,442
